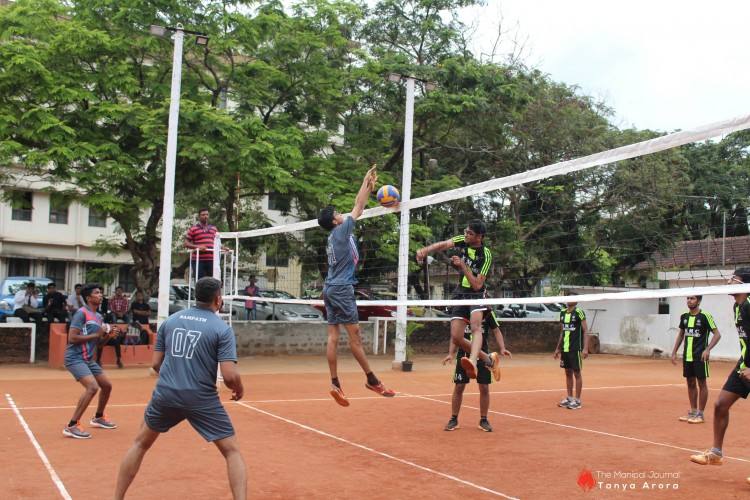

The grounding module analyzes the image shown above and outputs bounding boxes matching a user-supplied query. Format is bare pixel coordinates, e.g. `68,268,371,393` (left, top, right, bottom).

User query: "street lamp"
150,23,209,326
386,72,437,368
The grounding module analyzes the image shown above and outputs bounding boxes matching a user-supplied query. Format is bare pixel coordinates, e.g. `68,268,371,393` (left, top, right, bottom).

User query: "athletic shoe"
117,359,124,369
460,357,477,379
63,423,91,439
478,419,493,432
558,397,572,408
567,400,582,410
90,415,117,429
444,417,459,431
690,450,723,465
489,352,502,382
688,414,705,424
330,385,350,407
679,411,695,422
365,382,396,397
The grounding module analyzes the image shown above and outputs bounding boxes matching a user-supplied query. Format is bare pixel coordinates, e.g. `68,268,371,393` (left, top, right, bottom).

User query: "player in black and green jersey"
670,295,721,424
443,309,511,432
691,268,750,474
554,302,589,410
416,220,501,381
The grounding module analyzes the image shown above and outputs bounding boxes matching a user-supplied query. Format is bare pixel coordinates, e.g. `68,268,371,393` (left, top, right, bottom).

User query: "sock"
95,412,103,419
68,420,77,427
331,377,340,389
710,447,722,456
480,416,488,422
366,372,380,386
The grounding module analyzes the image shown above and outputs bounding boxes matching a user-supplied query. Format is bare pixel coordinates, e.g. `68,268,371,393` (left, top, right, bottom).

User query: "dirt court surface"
2,353,750,499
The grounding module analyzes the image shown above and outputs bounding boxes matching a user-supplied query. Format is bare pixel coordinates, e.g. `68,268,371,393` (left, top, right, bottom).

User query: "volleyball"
377,185,400,207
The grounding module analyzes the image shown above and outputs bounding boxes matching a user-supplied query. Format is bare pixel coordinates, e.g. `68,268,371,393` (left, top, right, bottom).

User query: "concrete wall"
232,321,374,356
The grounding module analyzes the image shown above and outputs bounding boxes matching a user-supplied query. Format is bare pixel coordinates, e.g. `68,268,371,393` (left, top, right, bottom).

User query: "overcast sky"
459,0,749,133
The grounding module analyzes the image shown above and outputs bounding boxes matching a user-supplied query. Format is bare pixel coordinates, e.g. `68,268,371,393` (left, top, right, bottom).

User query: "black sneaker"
444,418,459,431
478,419,493,432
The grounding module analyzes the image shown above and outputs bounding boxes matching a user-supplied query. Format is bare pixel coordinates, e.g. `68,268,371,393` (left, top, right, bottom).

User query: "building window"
10,191,33,221
118,265,136,293
8,258,31,276
49,193,69,224
268,192,291,212
46,261,66,289
88,208,106,227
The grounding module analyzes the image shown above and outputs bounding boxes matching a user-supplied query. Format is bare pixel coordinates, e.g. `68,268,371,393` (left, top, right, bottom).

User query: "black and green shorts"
560,350,582,371
683,359,709,379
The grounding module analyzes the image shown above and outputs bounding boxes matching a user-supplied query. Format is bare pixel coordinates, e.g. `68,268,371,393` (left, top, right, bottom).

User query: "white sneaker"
558,397,572,408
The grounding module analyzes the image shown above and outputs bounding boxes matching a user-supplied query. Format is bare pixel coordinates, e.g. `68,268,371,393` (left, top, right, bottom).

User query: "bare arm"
67,326,106,344
220,361,244,400
581,319,590,358
416,239,455,263
350,165,377,220
453,256,487,291
703,328,722,361
151,350,165,373
554,326,563,358
442,336,457,365
670,329,685,364
491,327,512,357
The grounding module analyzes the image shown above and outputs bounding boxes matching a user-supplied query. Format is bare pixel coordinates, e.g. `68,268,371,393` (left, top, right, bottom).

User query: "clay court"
3,353,750,499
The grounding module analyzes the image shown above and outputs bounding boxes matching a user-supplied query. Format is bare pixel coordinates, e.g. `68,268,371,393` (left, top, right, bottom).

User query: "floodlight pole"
394,76,415,368
156,26,185,327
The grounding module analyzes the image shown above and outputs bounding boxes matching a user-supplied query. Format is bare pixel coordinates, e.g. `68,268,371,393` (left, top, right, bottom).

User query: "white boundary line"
4,394,72,500
236,401,518,499
406,393,750,464
0,383,685,410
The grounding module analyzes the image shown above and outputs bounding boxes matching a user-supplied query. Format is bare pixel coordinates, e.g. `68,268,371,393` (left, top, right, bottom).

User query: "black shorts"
683,360,709,379
722,369,750,399
453,353,492,384
560,350,582,371
449,292,487,322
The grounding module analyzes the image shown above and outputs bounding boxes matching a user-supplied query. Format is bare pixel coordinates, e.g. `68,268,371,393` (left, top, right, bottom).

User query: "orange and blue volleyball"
377,185,400,207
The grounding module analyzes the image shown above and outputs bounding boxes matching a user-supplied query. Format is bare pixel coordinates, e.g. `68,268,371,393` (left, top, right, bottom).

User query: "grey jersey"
153,307,237,408
325,216,359,285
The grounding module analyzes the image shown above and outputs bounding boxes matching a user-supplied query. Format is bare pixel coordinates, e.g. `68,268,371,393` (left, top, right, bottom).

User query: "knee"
714,399,729,414
85,383,100,396
99,381,112,393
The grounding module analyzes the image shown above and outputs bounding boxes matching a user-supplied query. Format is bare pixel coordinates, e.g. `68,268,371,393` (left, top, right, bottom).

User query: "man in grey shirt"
317,165,395,406
115,278,246,499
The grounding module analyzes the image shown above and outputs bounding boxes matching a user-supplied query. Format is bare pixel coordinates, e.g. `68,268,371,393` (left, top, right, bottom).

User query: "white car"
505,302,563,319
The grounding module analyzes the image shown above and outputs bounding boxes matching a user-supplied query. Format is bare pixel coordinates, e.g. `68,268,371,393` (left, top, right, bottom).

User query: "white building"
0,172,134,294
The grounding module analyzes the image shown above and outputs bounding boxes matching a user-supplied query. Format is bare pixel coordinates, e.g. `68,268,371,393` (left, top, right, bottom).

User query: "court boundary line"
0,383,685,410
406,393,750,464
237,401,519,499
4,393,72,500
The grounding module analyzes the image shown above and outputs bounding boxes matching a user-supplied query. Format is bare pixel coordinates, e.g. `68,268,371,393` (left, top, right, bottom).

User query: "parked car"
148,285,192,319
0,276,53,322
502,302,563,319
306,288,448,321
253,290,324,321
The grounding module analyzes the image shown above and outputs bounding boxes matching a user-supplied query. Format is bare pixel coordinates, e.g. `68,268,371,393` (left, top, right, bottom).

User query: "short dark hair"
318,206,335,231
467,219,487,235
688,295,703,302
734,268,750,284
47,282,56,288
74,283,82,289
115,285,123,290
81,283,101,301
26,281,35,288
198,207,209,214
195,277,222,303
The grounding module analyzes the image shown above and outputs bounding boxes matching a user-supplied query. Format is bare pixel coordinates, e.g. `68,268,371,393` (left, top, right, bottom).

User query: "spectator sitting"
13,281,43,324
110,286,130,324
130,290,151,327
43,282,68,323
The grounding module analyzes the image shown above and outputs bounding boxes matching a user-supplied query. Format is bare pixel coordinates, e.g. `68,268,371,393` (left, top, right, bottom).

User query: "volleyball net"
212,112,750,359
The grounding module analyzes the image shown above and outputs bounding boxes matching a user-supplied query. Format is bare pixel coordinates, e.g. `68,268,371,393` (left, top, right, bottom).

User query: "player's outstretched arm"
416,239,455,264
220,361,244,401
351,165,378,220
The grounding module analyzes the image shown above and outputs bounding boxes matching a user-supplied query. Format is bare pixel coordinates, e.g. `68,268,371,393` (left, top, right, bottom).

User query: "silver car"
253,290,323,321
